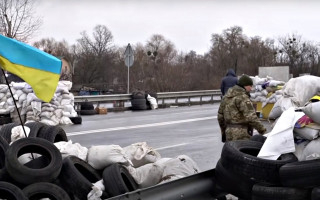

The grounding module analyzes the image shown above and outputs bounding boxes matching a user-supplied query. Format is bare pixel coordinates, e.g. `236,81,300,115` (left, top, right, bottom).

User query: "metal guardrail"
74,90,221,105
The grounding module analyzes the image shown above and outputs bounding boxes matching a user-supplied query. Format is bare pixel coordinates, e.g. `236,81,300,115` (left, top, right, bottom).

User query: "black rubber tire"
0,116,12,125
25,122,47,138
25,122,48,137
103,163,138,197
0,135,9,169
312,187,320,200
80,102,94,110
37,125,68,143
80,109,97,115
280,159,320,188
252,184,311,200
58,155,102,200
0,181,28,200
215,160,255,200
0,122,19,143
220,140,298,184
69,116,82,124
131,98,147,110
131,91,146,99
5,137,62,185
250,134,267,143
23,182,71,200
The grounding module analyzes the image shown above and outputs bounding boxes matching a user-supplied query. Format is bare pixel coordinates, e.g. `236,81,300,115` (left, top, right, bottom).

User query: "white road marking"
155,143,189,150
67,116,217,136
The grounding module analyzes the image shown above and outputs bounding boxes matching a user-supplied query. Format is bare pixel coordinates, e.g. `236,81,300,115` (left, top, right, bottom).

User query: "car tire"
5,137,62,185
23,182,71,200
103,163,138,197
0,181,28,200
58,155,102,200
220,140,297,184
37,125,68,143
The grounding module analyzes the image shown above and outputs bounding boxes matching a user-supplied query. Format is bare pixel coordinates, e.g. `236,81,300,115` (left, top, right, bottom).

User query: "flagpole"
0,68,28,138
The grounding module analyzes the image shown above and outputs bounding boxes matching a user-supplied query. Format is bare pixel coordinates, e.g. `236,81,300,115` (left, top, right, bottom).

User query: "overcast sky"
33,0,320,55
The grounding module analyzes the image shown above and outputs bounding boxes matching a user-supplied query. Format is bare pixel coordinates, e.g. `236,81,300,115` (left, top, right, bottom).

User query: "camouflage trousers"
225,127,251,141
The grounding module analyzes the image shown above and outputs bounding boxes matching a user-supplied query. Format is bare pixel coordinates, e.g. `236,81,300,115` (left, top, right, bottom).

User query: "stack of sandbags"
250,76,285,107
269,75,320,120
25,81,77,125
0,81,78,126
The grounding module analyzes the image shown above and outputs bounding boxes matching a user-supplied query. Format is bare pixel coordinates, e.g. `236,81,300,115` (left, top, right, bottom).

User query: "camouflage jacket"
218,85,266,134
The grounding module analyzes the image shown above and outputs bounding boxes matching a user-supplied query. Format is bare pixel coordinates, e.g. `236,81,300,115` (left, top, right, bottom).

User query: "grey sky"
33,0,320,55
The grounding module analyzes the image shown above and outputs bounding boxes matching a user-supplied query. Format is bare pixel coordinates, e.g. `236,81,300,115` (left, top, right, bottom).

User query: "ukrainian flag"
0,34,62,102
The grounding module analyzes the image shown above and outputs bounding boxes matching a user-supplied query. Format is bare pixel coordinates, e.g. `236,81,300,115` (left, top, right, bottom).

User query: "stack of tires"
215,137,320,200
131,91,147,110
0,122,138,199
80,101,97,115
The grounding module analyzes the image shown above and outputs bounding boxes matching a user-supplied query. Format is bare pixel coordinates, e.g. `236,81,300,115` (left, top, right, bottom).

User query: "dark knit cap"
238,74,253,86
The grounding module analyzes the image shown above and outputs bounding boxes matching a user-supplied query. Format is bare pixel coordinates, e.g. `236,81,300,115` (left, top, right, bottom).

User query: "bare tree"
73,25,115,89
0,0,42,42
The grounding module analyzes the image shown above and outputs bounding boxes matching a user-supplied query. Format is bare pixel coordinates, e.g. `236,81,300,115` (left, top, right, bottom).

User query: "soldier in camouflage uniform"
218,74,266,142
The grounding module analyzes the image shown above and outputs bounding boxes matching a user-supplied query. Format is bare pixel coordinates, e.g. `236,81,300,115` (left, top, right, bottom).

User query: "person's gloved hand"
222,132,226,143
259,127,267,135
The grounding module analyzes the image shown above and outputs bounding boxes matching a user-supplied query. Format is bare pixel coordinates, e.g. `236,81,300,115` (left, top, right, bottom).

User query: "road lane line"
67,116,217,136
155,143,189,150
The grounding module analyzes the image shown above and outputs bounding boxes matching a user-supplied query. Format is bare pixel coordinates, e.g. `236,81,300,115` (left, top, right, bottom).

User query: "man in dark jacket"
220,69,238,96
218,74,266,142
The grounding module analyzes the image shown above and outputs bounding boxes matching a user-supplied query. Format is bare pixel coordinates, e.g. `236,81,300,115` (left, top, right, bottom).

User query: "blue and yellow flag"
0,34,62,102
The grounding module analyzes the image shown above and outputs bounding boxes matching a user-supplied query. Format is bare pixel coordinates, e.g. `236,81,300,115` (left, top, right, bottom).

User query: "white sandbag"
0,85,8,93
87,180,104,200
157,155,200,183
87,145,132,170
40,111,53,118
60,116,73,125
41,106,55,112
163,155,200,175
18,93,27,105
54,140,88,160
261,89,268,96
40,118,58,126
293,127,319,140
58,81,73,90
27,93,42,105
302,138,320,161
268,96,296,119
123,142,161,168
300,101,320,124
282,75,320,106
293,140,309,161
147,95,158,109
10,126,30,144
60,98,72,106
126,163,164,188
54,109,63,118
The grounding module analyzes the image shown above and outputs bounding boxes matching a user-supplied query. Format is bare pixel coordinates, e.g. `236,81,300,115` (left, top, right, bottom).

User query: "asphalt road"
61,103,274,172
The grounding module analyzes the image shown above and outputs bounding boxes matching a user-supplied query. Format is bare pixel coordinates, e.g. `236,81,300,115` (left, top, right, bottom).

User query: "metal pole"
127,57,129,94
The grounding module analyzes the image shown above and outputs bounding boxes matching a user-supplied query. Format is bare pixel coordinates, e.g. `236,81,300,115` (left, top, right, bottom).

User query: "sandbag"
54,140,88,160
123,142,161,168
126,163,164,188
268,97,296,119
293,127,319,141
293,140,309,161
87,145,132,170
157,155,200,183
282,75,320,106
301,101,320,124
302,138,320,161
